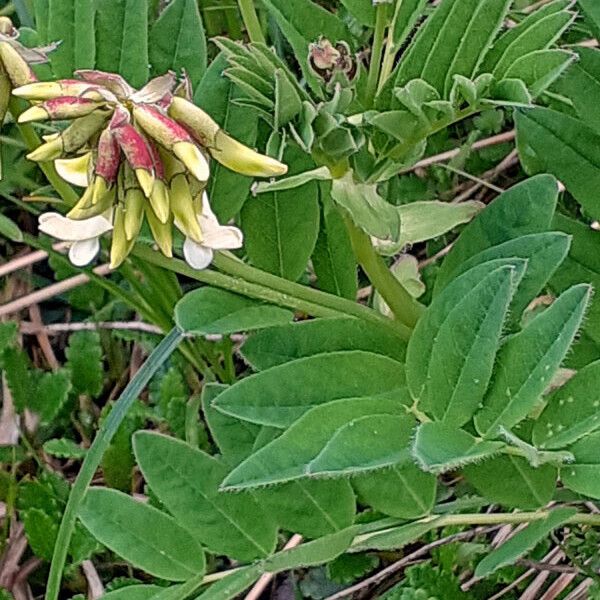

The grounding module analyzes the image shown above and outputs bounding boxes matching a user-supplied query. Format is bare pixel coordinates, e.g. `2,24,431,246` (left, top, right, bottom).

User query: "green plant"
2,0,600,599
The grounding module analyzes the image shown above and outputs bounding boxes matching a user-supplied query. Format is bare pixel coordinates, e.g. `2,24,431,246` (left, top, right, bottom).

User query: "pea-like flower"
13,69,287,269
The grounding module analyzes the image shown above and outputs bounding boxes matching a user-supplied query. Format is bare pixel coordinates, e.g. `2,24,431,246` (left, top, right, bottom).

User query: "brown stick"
0,242,69,278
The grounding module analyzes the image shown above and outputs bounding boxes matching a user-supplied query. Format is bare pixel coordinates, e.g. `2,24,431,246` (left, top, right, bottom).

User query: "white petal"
68,238,100,266
183,238,214,270
38,212,113,242
197,192,244,250
201,223,243,250
54,153,92,187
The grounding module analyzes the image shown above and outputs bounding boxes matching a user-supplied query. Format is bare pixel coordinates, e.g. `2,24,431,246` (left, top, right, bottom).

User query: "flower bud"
26,136,63,161
0,69,11,128
211,130,288,177
124,187,145,241
12,79,104,101
95,127,120,185
110,203,135,268
112,123,155,196
19,96,103,122
0,42,36,87
133,104,209,182
67,184,114,220
75,69,133,99
167,96,219,147
144,204,173,257
170,174,203,242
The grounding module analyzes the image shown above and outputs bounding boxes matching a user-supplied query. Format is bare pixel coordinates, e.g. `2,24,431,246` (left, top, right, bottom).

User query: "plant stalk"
237,0,266,44
45,328,184,600
9,98,79,206
365,3,389,106
344,217,424,328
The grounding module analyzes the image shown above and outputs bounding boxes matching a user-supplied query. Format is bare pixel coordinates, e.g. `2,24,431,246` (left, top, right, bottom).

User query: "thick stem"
133,245,410,339
344,217,424,329
237,0,266,44
365,3,388,107
45,328,184,600
9,98,79,206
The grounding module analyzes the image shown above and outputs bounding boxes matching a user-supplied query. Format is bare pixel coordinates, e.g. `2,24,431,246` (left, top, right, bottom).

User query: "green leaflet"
312,193,358,300
353,464,436,519
475,508,576,577
331,172,402,243
561,431,600,499
443,233,571,325
516,108,600,220
95,0,149,88
340,0,375,26
393,0,511,97
100,586,164,600
47,0,95,77
465,456,557,509
425,266,517,426
213,350,406,428
149,0,207,88
533,361,600,449
133,432,278,561
262,527,357,572
65,330,103,398
475,285,591,436
480,0,574,77
434,175,559,293
241,146,320,281
307,414,416,476
30,369,71,425
412,423,505,474
0,213,22,242
352,518,443,552
220,396,407,490
579,0,600,37
551,214,600,348
556,47,600,134
78,488,205,581
255,479,356,539
407,259,526,413
196,54,257,222
260,0,354,94
202,385,356,538
43,438,86,460
175,288,293,335
236,318,407,371
194,565,263,600
504,49,575,98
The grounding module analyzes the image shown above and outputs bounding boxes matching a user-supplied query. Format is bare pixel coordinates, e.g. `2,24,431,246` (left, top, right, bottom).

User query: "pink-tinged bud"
95,128,120,184
112,124,155,196
13,79,104,101
19,96,103,123
0,42,36,87
168,96,219,147
75,69,133,99
146,140,165,180
133,103,192,147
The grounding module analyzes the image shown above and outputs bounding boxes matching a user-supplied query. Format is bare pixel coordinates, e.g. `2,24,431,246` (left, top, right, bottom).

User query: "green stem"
237,0,266,44
45,328,184,600
9,98,79,206
344,217,424,329
134,245,411,340
365,3,388,107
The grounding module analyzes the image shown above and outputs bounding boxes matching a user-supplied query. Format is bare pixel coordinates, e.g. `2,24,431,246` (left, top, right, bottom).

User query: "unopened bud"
27,136,63,161
67,184,114,220
0,17,15,36
170,174,203,242
112,123,155,196
210,130,288,177
167,96,219,147
95,127,120,184
149,179,170,224
0,42,36,87
13,79,104,101
19,96,103,122
173,141,209,182
144,204,173,257
110,204,135,268
124,187,145,241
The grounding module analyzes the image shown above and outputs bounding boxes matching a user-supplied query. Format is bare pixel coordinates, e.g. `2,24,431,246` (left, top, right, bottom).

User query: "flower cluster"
14,70,287,268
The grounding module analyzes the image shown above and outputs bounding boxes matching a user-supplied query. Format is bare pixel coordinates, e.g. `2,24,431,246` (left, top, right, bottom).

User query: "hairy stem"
237,0,266,44
45,328,184,600
344,217,424,328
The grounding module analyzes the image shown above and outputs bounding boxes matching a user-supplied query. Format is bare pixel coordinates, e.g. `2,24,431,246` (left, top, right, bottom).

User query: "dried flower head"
13,70,288,269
